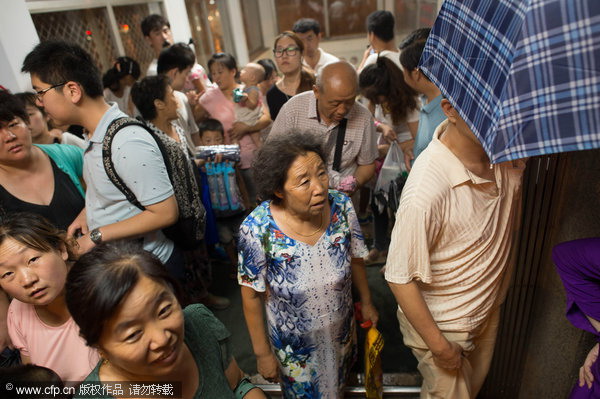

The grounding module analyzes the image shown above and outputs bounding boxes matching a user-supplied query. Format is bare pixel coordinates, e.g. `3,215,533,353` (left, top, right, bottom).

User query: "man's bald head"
316,61,358,95
313,61,358,125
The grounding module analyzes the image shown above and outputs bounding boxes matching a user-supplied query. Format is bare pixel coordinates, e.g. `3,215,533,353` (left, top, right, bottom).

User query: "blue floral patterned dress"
238,190,368,398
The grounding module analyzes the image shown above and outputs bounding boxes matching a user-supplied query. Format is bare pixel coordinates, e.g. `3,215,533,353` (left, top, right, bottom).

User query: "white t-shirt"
173,90,199,153
362,49,402,71
303,48,339,76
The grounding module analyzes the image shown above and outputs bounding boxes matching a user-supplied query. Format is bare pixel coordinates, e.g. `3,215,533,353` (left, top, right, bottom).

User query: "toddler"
234,62,266,148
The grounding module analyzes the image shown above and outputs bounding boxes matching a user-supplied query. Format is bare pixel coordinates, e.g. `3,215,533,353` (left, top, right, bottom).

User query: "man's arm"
387,280,463,369
76,196,178,254
354,162,376,188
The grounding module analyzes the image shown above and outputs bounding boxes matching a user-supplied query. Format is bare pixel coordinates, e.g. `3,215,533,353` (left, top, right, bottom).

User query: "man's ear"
312,84,320,100
64,81,83,104
144,35,152,46
440,98,458,123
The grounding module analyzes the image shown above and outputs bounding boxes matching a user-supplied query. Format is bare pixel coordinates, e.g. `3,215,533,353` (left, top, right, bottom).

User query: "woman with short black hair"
238,131,378,397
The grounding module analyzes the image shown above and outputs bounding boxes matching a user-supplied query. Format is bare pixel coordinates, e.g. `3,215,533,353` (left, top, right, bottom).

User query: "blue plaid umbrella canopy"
419,0,600,163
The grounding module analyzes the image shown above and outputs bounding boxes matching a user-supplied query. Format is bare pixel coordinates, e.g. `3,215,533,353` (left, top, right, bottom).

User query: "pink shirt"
199,86,258,169
7,299,99,382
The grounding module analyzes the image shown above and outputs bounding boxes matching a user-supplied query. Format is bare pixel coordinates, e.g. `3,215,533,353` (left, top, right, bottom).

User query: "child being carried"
233,62,266,149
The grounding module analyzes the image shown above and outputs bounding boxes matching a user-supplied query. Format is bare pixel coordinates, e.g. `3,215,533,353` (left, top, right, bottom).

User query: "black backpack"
103,117,205,250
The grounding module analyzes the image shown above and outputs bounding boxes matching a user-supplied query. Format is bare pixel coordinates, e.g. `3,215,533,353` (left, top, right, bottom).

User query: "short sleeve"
111,127,174,207
356,115,378,166
237,219,269,292
342,194,369,259
7,301,29,357
385,203,441,285
184,304,232,369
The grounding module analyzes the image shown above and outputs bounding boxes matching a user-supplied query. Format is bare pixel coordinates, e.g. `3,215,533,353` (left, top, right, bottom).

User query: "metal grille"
112,4,155,77
480,154,567,398
31,8,118,72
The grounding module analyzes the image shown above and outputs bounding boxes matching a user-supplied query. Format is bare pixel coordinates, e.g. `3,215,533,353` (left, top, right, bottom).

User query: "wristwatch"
89,228,103,245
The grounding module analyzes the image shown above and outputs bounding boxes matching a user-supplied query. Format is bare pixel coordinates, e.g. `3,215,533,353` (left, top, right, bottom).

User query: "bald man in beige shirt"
385,99,525,399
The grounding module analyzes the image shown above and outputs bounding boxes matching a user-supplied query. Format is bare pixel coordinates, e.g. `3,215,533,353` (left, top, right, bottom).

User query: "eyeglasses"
273,46,300,58
35,82,67,101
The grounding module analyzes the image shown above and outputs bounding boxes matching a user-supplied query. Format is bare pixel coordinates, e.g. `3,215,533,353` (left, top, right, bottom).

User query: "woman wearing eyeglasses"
266,32,316,121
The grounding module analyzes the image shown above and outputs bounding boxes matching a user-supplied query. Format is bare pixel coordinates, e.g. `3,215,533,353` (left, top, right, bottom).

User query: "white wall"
0,0,40,92
162,0,193,45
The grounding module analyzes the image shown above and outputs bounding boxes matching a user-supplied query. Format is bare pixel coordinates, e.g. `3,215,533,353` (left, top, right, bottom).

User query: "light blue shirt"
83,104,174,262
412,95,446,162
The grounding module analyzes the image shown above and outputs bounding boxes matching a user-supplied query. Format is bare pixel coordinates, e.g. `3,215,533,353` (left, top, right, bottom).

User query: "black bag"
103,117,205,250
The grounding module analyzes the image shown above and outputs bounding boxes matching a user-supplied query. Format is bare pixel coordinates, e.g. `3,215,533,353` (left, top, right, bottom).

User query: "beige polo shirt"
269,90,378,187
385,120,525,332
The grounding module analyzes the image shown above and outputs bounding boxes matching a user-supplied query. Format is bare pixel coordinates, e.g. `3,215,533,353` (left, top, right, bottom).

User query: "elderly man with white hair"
269,61,377,195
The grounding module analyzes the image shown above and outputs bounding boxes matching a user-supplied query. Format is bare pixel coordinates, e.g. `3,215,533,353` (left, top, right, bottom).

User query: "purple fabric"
553,238,600,399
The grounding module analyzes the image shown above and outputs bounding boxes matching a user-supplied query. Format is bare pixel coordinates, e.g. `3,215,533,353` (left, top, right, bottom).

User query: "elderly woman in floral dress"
238,131,378,398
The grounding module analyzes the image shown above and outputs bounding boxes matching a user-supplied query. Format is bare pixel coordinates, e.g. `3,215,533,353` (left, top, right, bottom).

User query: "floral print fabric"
238,190,368,398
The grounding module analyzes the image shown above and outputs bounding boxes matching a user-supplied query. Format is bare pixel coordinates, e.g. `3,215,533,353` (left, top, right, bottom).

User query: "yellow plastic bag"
364,326,384,399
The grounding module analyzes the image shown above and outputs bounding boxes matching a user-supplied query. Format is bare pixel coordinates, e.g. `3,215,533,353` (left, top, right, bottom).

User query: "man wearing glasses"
21,40,185,280
269,61,377,196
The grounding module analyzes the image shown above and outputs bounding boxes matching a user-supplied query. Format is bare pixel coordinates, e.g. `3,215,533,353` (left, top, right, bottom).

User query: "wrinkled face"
295,31,320,56
278,152,329,217
209,62,237,91
98,276,185,379
146,25,173,55
273,36,302,75
0,238,68,306
169,66,192,92
200,130,223,146
0,117,33,164
24,105,48,140
314,81,357,124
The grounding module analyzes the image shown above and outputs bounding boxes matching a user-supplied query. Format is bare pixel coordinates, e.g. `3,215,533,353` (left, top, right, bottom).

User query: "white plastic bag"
373,141,408,213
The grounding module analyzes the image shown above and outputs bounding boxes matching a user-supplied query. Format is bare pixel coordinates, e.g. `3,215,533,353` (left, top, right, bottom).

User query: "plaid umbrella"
419,0,600,163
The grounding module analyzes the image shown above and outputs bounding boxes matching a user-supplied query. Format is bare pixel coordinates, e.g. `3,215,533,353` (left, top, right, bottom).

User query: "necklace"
284,211,324,237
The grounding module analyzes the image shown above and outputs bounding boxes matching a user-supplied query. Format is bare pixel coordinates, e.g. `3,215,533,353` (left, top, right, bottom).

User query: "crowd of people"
0,7,593,399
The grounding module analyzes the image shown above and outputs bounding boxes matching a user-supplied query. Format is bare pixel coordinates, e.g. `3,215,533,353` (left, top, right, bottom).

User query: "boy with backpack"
22,40,185,278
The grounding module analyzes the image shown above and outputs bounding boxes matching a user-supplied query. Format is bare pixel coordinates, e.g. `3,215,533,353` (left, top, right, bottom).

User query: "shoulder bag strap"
332,118,347,172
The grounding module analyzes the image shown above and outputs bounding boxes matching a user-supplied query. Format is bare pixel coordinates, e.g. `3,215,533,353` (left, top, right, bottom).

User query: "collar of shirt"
88,103,128,144
430,119,495,188
421,94,443,114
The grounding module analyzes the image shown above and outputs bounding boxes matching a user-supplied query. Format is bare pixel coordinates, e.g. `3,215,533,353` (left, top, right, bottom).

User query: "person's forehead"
151,25,170,34
321,82,357,99
30,74,47,89
298,31,316,38
276,37,297,48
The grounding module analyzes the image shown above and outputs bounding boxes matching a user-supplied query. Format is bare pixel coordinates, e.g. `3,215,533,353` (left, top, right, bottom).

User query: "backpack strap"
102,117,174,211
